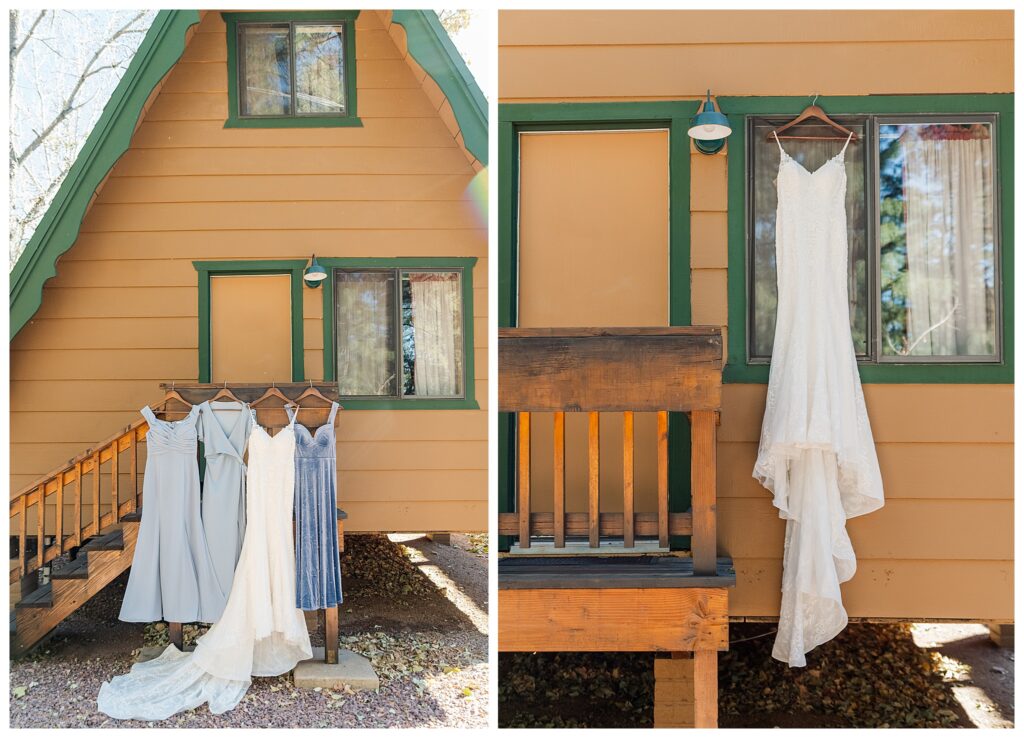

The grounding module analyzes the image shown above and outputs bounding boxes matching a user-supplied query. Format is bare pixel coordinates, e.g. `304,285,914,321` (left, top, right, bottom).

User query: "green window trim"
319,257,479,410
498,101,697,551
193,260,306,383
721,93,1014,384
223,11,361,129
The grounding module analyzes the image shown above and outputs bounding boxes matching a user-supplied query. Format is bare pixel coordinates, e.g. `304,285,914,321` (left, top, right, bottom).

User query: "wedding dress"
98,410,312,719
753,132,885,667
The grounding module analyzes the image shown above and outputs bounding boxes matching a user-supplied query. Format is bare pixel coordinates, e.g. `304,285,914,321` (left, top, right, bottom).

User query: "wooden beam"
499,587,728,652
325,606,339,665
553,411,565,549
497,511,693,538
518,412,531,549
691,410,717,576
169,622,183,650
693,649,718,728
588,412,600,548
623,411,634,548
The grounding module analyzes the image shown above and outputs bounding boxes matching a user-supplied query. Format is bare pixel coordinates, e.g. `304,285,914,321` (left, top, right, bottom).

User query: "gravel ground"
10,533,488,728
499,622,1014,729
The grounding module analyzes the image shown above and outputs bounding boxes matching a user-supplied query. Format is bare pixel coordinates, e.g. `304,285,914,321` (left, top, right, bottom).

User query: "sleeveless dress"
197,400,252,595
120,404,226,624
753,132,885,667
98,409,312,719
293,402,343,610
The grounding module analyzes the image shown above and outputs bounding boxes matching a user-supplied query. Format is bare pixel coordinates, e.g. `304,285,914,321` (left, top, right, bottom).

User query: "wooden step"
50,555,89,580
498,555,736,590
15,583,52,609
80,529,123,553
121,511,142,523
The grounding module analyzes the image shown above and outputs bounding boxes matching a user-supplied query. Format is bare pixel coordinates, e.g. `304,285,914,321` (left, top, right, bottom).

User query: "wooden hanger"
208,380,242,405
154,381,192,418
768,94,858,142
250,381,296,410
293,380,331,408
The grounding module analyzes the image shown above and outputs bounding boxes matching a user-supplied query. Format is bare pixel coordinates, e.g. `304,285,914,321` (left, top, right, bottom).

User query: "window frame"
223,11,362,129
320,257,479,410
723,94,1013,384
193,260,307,383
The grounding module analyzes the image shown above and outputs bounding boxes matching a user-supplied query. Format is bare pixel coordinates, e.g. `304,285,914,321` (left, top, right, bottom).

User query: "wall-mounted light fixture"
688,90,731,154
304,255,327,288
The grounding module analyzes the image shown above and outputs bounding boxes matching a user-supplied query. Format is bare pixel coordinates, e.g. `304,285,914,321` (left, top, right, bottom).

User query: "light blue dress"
291,403,343,610
197,401,253,596
120,405,227,624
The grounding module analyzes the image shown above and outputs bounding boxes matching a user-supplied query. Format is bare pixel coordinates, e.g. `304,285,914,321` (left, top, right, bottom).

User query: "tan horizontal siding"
10,10,486,534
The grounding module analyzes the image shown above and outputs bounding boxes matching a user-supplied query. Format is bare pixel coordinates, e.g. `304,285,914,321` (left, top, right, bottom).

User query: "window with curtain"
747,114,1000,363
335,269,466,399
237,20,348,118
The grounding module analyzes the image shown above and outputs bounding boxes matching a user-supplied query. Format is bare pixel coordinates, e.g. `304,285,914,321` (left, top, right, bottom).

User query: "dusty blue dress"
197,401,252,596
291,403,343,610
120,405,227,624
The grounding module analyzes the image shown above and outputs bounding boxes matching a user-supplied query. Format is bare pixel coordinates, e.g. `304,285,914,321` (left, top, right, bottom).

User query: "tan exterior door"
210,274,293,383
517,128,670,518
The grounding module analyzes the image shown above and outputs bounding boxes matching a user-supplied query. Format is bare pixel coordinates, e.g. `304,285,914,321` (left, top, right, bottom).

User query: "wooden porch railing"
496,327,723,572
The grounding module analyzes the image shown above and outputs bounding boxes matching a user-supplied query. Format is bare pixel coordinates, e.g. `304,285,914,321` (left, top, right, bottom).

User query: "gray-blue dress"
292,403,343,610
197,401,252,596
120,405,227,624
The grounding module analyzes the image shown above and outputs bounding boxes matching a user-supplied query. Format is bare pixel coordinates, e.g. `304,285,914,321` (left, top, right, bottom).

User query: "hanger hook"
811,91,819,106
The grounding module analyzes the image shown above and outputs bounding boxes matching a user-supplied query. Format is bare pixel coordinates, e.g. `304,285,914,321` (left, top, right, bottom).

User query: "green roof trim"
10,10,202,340
391,10,487,166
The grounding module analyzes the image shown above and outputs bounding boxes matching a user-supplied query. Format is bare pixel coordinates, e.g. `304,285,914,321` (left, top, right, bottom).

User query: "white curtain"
336,274,394,396
903,130,994,356
408,273,462,397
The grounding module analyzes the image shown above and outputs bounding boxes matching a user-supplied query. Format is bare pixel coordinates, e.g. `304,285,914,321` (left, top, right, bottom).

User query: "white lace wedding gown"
753,132,885,667
98,411,312,719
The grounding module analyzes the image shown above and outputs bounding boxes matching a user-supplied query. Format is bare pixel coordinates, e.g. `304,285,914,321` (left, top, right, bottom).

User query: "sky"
440,9,490,98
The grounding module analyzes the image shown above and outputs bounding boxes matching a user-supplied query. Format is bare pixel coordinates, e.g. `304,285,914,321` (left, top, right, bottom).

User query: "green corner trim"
319,256,479,410
193,260,307,384
223,11,361,129
720,93,1013,384
10,10,201,340
498,101,698,550
392,10,487,166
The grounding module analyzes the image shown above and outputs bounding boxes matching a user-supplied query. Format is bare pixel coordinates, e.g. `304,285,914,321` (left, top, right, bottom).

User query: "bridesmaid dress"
292,402,343,610
120,404,226,624
197,400,252,595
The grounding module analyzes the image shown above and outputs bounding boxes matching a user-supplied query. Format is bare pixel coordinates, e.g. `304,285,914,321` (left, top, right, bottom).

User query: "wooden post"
129,433,138,513
92,453,101,534
18,495,27,579
657,411,669,549
110,441,120,523
73,462,83,547
325,606,339,664
55,471,64,555
518,412,531,548
622,411,634,548
588,412,600,548
36,485,45,570
694,649,719,728
168,622,183,650
552,412,565,548
690,410,717,575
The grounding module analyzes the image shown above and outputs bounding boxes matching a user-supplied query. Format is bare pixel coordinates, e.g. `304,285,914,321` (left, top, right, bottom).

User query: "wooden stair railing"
11,383,347,662
497,327,730,729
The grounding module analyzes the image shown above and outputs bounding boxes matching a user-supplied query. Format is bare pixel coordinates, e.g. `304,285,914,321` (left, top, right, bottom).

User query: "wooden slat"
693,650,718,728
325,606,339,665
110,441,120,524
92,453,101,534
588,412,600,548
498,328,723,412
36,485,44,570
691,410,717,576
18,495,26,578
518,412,531,549
498,511,692,537
73,462,83,547
657,411,669,549
129,433,138,512
55,467,64,556
553,411,566,548
623,411,635,548
499,588,729,652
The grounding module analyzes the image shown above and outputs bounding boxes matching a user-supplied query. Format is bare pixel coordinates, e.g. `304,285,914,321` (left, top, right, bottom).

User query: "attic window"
224,12,361,128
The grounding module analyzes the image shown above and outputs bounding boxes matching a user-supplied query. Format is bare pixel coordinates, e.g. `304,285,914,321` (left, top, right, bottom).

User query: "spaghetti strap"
285,405,297,425
772,130,786,156
840,131,853,155
327,402,340,425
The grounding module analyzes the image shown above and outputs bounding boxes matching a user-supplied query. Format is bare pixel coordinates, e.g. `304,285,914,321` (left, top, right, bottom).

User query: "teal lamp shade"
688,90,731,154
304,255,327,287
